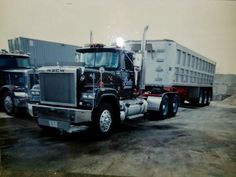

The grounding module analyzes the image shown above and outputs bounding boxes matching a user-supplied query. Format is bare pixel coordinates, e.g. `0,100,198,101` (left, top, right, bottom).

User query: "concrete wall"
213,74,236,100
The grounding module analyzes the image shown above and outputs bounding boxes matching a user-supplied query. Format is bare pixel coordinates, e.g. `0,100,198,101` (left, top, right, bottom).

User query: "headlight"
80,75,85,81
31,90,40,95
14,92,28,97
30,89,40,96
81,92,95,99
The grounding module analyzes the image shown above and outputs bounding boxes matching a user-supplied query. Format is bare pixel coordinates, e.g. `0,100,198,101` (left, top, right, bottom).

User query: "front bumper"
13,92,29,109
28,103,92,124
27,102,38,117
34,104,92,133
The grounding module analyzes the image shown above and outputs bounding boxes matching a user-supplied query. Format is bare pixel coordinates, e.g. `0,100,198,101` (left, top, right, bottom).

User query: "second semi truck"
0,50,38,115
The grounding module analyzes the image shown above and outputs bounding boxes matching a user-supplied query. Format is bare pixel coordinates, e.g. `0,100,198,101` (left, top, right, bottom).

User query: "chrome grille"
40,72,76,106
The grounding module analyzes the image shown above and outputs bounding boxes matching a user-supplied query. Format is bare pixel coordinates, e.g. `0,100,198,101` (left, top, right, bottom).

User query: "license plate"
49,120,58,128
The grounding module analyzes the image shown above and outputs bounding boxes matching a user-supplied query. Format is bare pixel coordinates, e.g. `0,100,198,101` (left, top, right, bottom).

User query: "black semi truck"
29,42,179,137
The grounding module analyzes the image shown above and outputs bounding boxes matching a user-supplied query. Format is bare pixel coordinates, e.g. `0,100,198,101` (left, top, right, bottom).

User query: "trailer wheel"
159,95,169,119
91,102,114,137
2,91,15,116
169,94,179,117
198,91,204,106
206,93,211,106
203,91,208,106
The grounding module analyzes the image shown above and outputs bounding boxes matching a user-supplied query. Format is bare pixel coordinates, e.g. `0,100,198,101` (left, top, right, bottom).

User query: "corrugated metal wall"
8,37,80,67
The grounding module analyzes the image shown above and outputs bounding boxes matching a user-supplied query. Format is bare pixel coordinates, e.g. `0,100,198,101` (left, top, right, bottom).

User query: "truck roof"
76,45,132,54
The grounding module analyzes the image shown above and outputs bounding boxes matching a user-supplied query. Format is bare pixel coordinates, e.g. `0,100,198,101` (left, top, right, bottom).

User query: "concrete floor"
0,102,236,177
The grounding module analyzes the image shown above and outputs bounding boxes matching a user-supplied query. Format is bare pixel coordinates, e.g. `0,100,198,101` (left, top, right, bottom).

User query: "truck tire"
158,95,170,119
91,102,114,137
169,94,179,117
198,91,204,106
203,91,208,106
2,91,15,116
206,92,211,106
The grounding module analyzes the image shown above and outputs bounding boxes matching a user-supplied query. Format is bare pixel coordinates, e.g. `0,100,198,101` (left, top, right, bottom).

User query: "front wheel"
91,103,114,137
3,91,15,116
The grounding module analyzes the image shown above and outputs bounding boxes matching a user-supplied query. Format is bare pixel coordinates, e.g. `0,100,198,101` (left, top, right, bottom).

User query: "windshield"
79,51,119,69
0,56,31,69
2,72,27,87
11,73,27,87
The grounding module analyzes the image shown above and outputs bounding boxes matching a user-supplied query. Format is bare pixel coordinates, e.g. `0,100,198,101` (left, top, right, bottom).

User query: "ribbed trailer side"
125,40,216,106
173,42,216,87
125,40,216,87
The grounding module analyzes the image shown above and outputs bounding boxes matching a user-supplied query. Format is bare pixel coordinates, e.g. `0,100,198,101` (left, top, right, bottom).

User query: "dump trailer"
125,40,216,106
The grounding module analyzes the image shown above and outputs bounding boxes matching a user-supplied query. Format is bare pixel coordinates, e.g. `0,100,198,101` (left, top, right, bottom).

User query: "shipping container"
8,37,80,67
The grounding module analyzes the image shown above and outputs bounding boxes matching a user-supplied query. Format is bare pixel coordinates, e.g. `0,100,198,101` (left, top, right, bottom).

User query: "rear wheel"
203,91,208,106
198,91,204,106
158,95,170,119
91,103,114,137
169,94,179,117
206,92,211,106
3,91,15,116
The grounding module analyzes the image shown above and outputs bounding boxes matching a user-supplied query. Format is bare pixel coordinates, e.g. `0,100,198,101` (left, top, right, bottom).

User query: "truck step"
67,125,89,133
127,114,144,119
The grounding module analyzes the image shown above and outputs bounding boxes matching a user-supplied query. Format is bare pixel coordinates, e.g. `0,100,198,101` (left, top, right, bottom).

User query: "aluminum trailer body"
125,40,216,105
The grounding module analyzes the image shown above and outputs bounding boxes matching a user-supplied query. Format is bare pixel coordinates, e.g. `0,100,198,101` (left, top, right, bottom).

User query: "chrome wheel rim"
199,94,203,104
172,100,178,113
162,101,168,116
4,96,13,113
99,110,112,133
204,96,207,104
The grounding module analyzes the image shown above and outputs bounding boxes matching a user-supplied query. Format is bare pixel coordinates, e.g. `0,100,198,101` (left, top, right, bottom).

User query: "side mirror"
133,53,142,71
134,66,141,72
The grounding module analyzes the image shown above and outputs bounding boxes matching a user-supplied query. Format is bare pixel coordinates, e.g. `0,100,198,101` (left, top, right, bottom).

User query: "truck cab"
0,50,38,115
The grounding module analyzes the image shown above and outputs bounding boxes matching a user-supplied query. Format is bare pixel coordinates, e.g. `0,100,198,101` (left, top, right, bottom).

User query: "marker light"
116,37,125,48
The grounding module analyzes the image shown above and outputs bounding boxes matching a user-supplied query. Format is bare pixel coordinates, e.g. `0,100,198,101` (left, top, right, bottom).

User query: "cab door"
118,52,135,99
